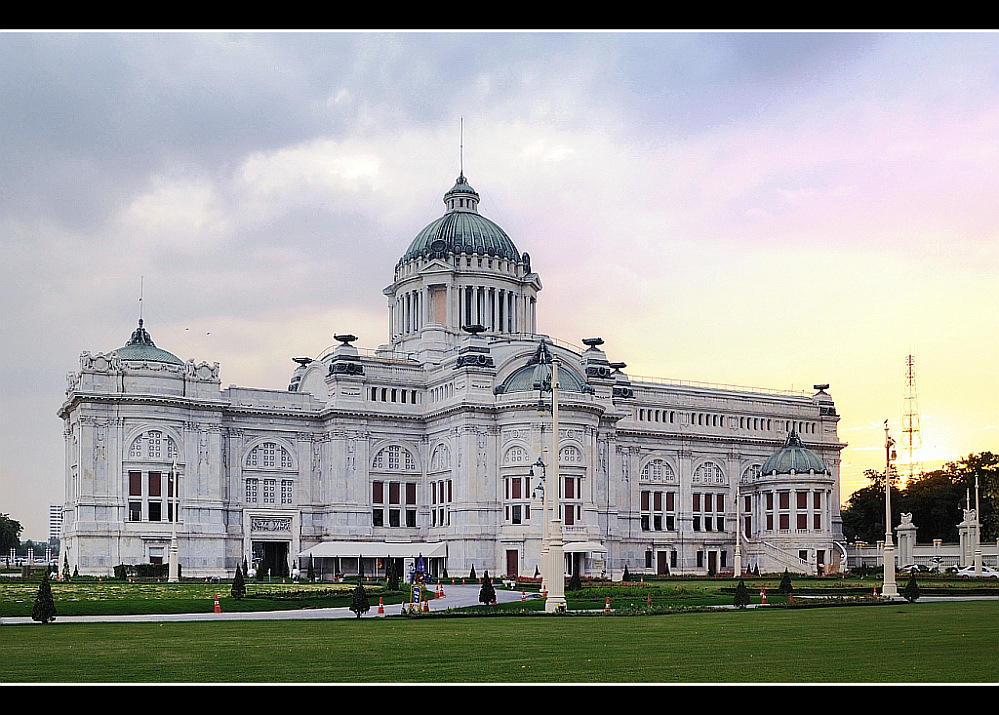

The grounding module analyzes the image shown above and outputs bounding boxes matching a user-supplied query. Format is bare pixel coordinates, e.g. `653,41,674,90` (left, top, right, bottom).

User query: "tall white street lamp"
974,476,983,577
734,481,742,578
168,455,180,583
881,421,898,598
544,356,567,612
530,456,548,592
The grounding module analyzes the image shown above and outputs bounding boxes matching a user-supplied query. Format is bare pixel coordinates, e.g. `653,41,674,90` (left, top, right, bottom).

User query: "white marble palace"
59,171,847,581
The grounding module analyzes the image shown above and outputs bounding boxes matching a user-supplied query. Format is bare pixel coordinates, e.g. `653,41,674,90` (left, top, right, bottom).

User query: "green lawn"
4,600,997,683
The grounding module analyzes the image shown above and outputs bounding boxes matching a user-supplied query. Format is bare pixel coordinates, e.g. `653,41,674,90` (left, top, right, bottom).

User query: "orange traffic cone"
522,590,526,602
604,597,611,613
214,594,221,613
872,588,878,599
761,588,767,604
647,594,651,607
422,600,429,612
378,597,384,614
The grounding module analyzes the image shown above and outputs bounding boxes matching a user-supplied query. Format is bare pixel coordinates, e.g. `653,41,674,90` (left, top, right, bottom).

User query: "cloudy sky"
2,31,996,540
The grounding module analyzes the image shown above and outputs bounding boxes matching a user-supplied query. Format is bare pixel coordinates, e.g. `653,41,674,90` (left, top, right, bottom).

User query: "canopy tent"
297,541,447,560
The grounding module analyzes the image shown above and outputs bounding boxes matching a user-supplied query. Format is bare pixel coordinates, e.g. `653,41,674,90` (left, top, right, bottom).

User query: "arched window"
742,463,762,483
128,430,177,461
246,442,294,470
693,460,725,484
373,444,417,471
640,458,675,483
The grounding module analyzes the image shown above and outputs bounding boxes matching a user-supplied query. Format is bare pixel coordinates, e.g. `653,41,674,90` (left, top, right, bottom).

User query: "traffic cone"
214,594,221,613
604,597,611,613
872,588,878,599
647,594,651,607
760,588,767,604
522,590,526,602
378,597,384,615
422,600,429,612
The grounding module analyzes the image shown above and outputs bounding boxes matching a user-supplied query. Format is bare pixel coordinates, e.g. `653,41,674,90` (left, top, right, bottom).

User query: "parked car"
900,564,929,573
954,565,999,579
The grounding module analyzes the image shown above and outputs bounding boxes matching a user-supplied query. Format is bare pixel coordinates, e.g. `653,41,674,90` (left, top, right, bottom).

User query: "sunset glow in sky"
2,31,996,539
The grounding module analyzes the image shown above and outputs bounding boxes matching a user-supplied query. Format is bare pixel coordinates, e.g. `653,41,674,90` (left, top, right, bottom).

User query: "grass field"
4,600,997,683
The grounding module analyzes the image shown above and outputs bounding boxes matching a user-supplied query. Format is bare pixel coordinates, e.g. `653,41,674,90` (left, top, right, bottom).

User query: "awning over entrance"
564,541,607,554
297,541,447,560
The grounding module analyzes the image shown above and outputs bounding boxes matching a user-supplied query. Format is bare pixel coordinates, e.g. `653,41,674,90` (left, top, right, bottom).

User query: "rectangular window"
716,494,724,512
797,491,807,509
779,491,790,509
717,516,725,531
767,514,774,530
264,480,275,504
666,492,675,511
779,513,789,530
246,479,258,504
512,504,522,525
389,509,400,527
693,516,701,531
373,481,384,504
405,482,416,505
281,480,294,505
813,492,822,510
129,471,142,497
641,491,650,510
797,513,807,530
512,478,522,499
148,501,162,522
148,472,161,497
129,502,141,521
406,509,416,528
766,492,774,510
814,513,822,530
653,514,662,531
653,491,662,511
565,478,574,500
372,509,383,527
693,493,701,511
389,482,400,505
641,514,650,531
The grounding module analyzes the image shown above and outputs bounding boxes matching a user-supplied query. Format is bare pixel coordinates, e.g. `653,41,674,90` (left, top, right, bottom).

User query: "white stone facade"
59,173,847,580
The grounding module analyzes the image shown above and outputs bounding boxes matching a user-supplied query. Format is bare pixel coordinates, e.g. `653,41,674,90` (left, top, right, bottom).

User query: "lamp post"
530,457,547,593
544,357,567,612
974,476,983,577
734,481,742,578
881,421,898,598
168,455,180,583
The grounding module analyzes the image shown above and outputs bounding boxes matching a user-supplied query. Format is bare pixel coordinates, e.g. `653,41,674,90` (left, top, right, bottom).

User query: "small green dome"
400,173,520,265
499,341,589,394
761,429,829,475
114,320,184,365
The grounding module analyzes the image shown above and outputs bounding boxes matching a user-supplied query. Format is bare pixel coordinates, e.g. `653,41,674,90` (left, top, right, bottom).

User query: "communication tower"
901,353,922,483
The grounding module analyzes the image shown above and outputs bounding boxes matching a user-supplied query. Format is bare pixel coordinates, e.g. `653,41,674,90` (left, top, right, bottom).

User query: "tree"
386,558,399,591
307,555,315,583
62,554,70,581
231,565,246,600
469,564,476,581
778,569,793,596
842,469,903,544
622,565,631,582
902,570,920,603
0,513,22,555
32,571,56,624
349,581,370,618
478,570,496,605
733,578,751,609
242,556,248,579
566,570,582,592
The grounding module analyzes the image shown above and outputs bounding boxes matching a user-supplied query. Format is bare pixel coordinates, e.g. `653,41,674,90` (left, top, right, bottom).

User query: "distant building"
48,503,62,544
58,171,847,580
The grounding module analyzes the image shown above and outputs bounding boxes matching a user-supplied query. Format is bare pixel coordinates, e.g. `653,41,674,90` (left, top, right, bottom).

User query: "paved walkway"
3,586,992,626
0,584,536,625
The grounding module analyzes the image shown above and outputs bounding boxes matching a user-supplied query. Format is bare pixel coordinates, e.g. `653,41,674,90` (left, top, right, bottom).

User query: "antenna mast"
902,353,922,483
459,117,464,175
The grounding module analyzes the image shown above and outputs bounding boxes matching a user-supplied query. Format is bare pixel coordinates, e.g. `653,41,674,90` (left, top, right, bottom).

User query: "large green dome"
761,429,829,475
114,320,184,365
399,173,520,265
